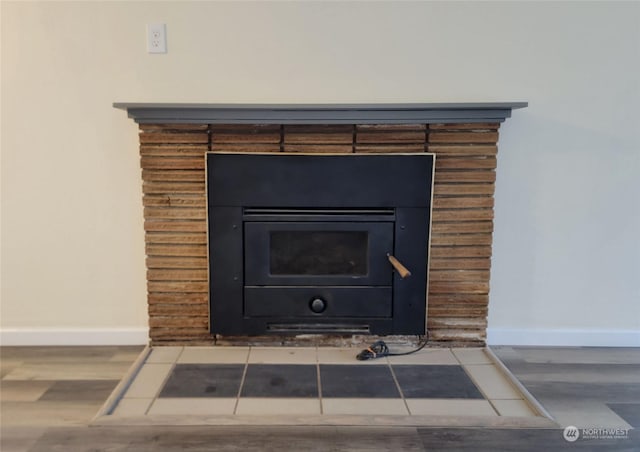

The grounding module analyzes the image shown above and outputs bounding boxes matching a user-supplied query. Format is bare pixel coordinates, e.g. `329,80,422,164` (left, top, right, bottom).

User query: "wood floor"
1,345,639,451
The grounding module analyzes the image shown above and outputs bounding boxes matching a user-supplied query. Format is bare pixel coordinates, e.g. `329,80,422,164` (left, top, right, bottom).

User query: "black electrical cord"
356,331,429,361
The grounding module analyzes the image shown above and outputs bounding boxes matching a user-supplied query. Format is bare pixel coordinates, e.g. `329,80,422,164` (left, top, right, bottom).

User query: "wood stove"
208,152,434,335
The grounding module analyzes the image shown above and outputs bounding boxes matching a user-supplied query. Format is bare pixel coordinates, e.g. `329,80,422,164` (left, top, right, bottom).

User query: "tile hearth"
101,346,550,424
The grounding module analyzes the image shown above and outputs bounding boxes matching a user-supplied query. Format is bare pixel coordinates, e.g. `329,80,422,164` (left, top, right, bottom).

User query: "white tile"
317,348,388,365
178,346,250,364
322,398,409,415
452,348,492,365
111,398,152,416
463,364,522,400
236,398,321,415
148,398,236,415
491,399,537,417
386,348,458,365
406,398,497,416
123,363,173,399
248,347,317,364
146,347,183,364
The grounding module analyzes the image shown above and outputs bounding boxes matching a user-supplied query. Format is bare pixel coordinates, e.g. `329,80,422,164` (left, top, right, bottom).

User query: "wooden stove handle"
387,254,412,279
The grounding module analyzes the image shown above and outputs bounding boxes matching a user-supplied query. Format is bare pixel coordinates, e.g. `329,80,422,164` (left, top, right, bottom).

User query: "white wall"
2,1,638,346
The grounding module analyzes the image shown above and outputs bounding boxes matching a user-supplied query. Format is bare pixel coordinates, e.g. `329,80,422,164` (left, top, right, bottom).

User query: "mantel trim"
113,102,527,124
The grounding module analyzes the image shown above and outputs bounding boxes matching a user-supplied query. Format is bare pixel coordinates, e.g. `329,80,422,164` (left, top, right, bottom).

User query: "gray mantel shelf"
113,102,527,125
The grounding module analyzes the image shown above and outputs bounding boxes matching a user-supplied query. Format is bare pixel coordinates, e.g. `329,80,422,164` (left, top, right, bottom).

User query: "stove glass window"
270,231,368,276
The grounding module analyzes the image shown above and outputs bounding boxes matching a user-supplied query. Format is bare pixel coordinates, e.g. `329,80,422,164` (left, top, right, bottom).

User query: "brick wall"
138,123,500,346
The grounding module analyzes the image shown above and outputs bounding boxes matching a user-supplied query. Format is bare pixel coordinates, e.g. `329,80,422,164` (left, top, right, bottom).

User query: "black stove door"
244,221,394,287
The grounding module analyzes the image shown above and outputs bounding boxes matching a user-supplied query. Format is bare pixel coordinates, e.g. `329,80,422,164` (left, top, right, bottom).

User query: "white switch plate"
147,23,167,54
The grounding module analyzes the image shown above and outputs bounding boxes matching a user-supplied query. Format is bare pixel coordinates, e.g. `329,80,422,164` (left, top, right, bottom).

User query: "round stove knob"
309,297,327,314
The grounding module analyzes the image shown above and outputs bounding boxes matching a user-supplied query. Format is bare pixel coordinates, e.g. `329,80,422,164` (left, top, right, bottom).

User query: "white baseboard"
0,328,149,346
487,327,640,347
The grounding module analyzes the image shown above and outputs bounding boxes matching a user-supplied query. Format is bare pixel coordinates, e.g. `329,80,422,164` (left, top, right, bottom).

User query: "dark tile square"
608,403,640,428
392,365,484,399
39,380,120,402
320,364,400,398
240,364,318,398
159,364,245,398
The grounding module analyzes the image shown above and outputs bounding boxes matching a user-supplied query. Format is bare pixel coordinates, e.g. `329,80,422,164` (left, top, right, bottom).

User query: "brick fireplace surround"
115,103,526,347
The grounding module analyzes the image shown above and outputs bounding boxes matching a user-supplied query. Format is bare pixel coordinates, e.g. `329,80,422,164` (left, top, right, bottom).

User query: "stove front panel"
207,153,434,336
